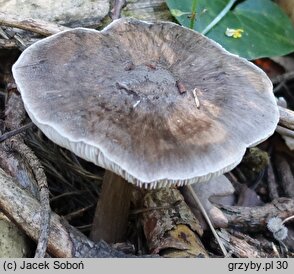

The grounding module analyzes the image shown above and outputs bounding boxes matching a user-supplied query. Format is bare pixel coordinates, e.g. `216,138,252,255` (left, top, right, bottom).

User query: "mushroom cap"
12,18,279,188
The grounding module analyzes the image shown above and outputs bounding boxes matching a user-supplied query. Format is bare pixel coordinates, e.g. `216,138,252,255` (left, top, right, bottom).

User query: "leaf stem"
201,0,237,35
190,0,197,29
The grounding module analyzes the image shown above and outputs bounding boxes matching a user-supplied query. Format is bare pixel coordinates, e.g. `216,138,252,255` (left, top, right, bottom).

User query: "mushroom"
12,18,279,243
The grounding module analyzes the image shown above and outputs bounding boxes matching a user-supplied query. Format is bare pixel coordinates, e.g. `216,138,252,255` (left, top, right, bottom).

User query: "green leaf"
166,0,294,59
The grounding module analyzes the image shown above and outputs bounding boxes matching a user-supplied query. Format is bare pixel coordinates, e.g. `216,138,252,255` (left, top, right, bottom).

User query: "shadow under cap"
12,18,279,188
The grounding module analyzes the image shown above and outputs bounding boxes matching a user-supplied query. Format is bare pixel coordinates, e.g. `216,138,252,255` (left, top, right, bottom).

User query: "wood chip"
192,88,200,108
176,80,186,94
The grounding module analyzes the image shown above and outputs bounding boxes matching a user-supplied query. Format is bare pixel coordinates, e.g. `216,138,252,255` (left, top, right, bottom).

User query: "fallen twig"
272,71,294,85
4,90,50,258
0,26,9,39
9,137,51,258
0,167,130,258
274,154,294,198
267,161,279,200
279,106,294,131
217,229,276,258
111,0,126,20
0,38,18,49
0,122,34,142
220,198,294,233
140,187,208,257
276,125,294,138
0,12,70,36
0,36,38,50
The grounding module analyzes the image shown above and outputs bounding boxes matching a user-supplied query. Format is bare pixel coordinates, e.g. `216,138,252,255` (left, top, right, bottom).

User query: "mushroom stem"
90,170,133,243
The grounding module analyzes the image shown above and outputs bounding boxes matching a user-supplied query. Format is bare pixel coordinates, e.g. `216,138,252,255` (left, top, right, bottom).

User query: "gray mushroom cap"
12,18,279,188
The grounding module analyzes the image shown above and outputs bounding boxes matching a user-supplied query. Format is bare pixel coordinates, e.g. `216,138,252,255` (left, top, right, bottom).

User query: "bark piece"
141,188,208,257
217,229,276,258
